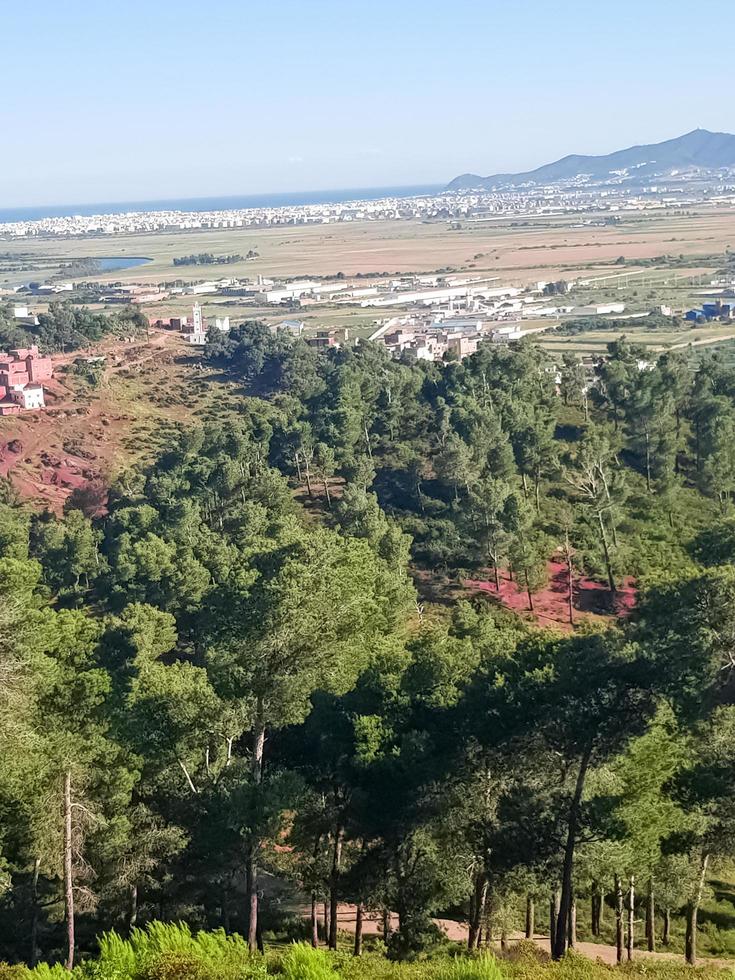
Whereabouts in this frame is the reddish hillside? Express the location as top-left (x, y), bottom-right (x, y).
top-left (0, 331), bottom-right (233, 514)
top-left (466, 558), bottom-right (636, 630)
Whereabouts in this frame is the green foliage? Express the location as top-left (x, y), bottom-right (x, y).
top-left (0, 301), bottom-right (146, 353)
top-left (434, 956), bottom-right (505, 980)
top-left (280, 944), bottom-right (338, 980)
top-left (5, 317), bottom-right (735, 969)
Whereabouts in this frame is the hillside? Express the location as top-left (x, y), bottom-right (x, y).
top-left (0, 331), bottom-right (240, 513)
top-left (447, 128), bottom-right (735, 190)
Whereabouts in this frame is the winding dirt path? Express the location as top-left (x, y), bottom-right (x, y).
top-left (318, 904), bottom-right (733, 968)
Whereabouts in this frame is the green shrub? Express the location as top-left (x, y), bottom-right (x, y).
top-left (28, 966), bottom-right (71, 980)
top-left (83, 924), bottom-right (264, 980)
top-left (280, 944), bottom-right (338, 980)
top-left (0, 965), bottom-right (31, 980)
top-left (434, 954), bottom-right (505, 980)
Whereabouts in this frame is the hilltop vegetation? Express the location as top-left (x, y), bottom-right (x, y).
top-left (3, 327), bottom-right (735, 975)
top-left (0, 302), bottom-right (147, 354)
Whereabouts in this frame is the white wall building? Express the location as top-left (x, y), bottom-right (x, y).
top-left (10, 384), bottom-right (45, 409)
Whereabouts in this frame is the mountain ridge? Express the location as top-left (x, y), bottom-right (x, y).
top-left (447, 129), bottom-right (735, 190)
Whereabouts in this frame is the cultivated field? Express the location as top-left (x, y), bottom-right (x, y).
top-left (3, 205), bottom-right (735, 288)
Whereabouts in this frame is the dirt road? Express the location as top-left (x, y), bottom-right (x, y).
top-left (319, 904), bottom-right (732, 968)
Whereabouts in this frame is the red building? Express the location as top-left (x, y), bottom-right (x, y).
top-left (0, 346), bottom-right (53, 415)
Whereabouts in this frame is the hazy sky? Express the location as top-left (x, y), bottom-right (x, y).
top-left (4, 0), bottom-right (735, 206)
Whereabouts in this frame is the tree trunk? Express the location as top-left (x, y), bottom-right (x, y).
top-left (534, 470), bottom-right (541, 514)
top-left (566, 540), bottom-right (574, 626)
top-left (550, 889), bottom-right (560, 956)
top-left (310, 893), bottom-right (319, 947)
top-left (382, 908), bottom-right (391, 942)
top-left (63, 770), bottom-right (75, 972)
top-left (553, 746), bottom-right (592, 959)
top-left (615, 874), bottom-right (624, 965)
top-left (626, 875), bottom-right (635, 961)
top-left (662, 908), bottom-right (671, 946)
top-left (568, 893), bottom-right (577, 949)
top-left (525, 894), bottom-right (534, 939)
top-left (476, 877), bottom-right (488, 949)
top-left (363, 421), bottom-right (373, 460)
top-left (591, 882), bottom-right (601, 936)
top-left (222, 884), bottom-right (231, 932)
top-left (646, 879), bottom-right (655, 953)
top-left (323, 478), bottom-right (331, 509)
top-left (483, 899), bottom-right (493, 947)
top-left (685, 902), bottom-right (697, 966)
top-left (29, 855), bottom-right (41, 967)
top-left (328, 826), bottom-right (344, 950)
top-left (304, 458), bottom-right (313, 497)
top-left (468, 873), bottom-right (487, 950)
top-left (127, 883), bottom-right (138, 935)
top-left (524, 569), bottom-right (534, 612)
top-left (685, 853), bottom-right (709, 966)
top-left (354, 904), bottom-right (364, 957)
top-left (247, 702), bottom-right (266, 954)
top-left (597, 511), bottom-right (617, 595)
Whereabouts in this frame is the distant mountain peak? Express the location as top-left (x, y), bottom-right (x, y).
top-left (446, 129), bottom-right (735, 191)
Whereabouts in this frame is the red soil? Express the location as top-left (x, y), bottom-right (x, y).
top-left (465, 558), bottom-right (636, 630)
top-left (0, 331), bottom-right (203, 514)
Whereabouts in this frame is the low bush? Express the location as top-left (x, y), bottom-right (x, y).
top-left (2, 928), bottom-right (733, 980)
top-left (280, 944), bottom-right (338, 980)
top-left (434, 953), bottom-right (505, 980)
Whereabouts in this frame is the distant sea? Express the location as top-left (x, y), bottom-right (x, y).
top-left (0, 185), bottom-right (444, 224)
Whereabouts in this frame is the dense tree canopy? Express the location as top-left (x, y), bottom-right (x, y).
top-left (3, 327), bottom-right (735, 970)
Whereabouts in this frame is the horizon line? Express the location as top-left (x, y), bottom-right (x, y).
top-left (1, 182), bottom-right (447, 218)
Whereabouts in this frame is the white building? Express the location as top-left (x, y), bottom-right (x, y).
top-left (272, 319), bottom-right (305, 337)
top-left (491, 325), bottom-right (523, 343)
top-left (571, 303), bottom-right (625, 316)
top-left (184, 303), bottom-right (208, 345)
top-left (10, 383), bottom-right (45, 409)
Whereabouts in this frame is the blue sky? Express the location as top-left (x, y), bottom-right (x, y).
top-left (3, 0), bottom-right (735, 206)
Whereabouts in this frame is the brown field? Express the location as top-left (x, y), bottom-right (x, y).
top-left (3, 205), bottom-right (735, 288)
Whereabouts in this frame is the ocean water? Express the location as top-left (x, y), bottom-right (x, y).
top-left (0, 185), bottom-right (444, 224)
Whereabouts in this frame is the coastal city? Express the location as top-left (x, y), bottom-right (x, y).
top-left (4, 174), bottom-right (735, 240)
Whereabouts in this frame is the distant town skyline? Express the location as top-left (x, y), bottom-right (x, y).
top-left (4, 0), bottom-right (735, 207)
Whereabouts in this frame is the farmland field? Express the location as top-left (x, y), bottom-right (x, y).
top-left (3, 204), bottom-right (735, 288)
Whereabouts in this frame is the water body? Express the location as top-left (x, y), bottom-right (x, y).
top-left (0, 185), bottom-right (444, 224)
top-left (95, 256), bottom-right (152, 271)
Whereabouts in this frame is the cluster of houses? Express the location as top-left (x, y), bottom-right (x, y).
top-left (0, 345), bottom-right (53, 416)
top-left (685, 300), bottom-right (735, 322)
top-left (150, 303), bottom-right (230, 345)
top-left (379, 316), bottom-right (525, 362)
